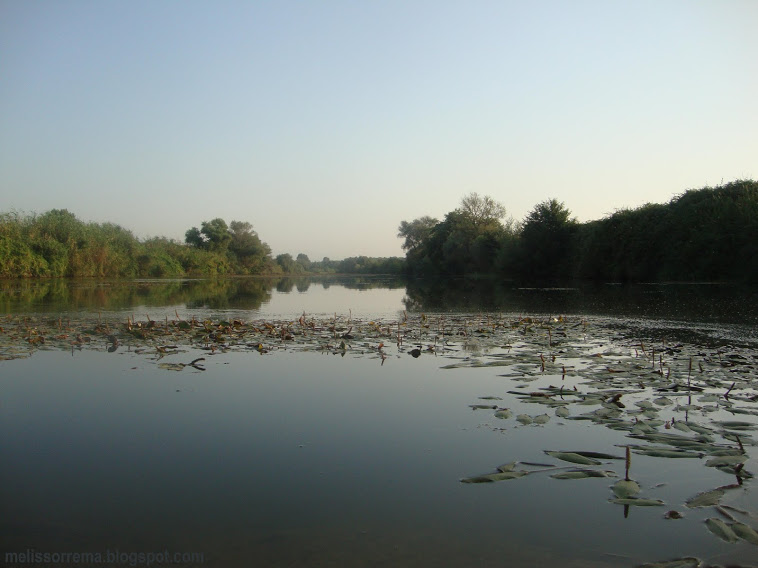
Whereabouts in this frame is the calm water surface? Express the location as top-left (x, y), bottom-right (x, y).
top-left (2, 277), bottom-right (757, 567)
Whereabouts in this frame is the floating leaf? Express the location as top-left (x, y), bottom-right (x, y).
top-left (533, 413), bottom-right (551, 424)
top-left (544, 451), bottom-right (601, 465)
top-left (685, 488), bottom-right (725, 508)
top-left (551, 469), bottom-right (616, 480)
top-left (716, 421), bottom-right (756, 431)
top-left (638, 558), bottom-right (700, 568)
top-left (494, 409), bottom-right (512, 419)
top-left (516, 414), bottom-right (533, 425)
top-left (610, 497), bottom-right (664, 506)
top-left (705, 518), bottom-right (738, 543)
top-left (732, 522), bottom-right (758, 545)
top-left (633, 448), bottom-right (702, 459)
top-left (705, 455), bottom-right (747, 467)
top-left (555, 406), bottom-right (570, 418)
top-left (612, 479), bottom-right (641, 498)
top-left (570, 451), bottom-right (624, 460)
top-left (460, 471), bottom-right (529, 483)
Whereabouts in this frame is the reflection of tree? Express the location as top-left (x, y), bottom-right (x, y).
top-left (185, 278), bottom-right (274, 310)
top-left (0, 278), bottom-right (274, 313)
top-left (276, 278), bottom-right (295, 293)
top-left (403, 278), bottom-right (758, 325)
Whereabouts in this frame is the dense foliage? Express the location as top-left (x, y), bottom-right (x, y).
top-left (399, 180), bottom-right (758, 283)
top-left (0, 210), bottom-right (404, 278)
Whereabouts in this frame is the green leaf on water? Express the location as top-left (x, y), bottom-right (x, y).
top-left (705, 454), bottom-right (747, 467)
top-left (494, 409), bottom-right (512, 419)
top-left (609, 497), bottom-right (664, 506)
top-left (516, 414), bottom-right (533, 425)
top-left (551, 469), bottom-right (616, 480)
top-left (460, 471), bottom-right (529, 483)
top-left (732, 522), bottom-right (758, 545)
top-left (533, 413), bottom-right (550, 424)
top-left (685, 488), bottom-right (725, 508)
top-left (633, 448), bottom-right (702, 459)
top-left (716, 421), bottom-right (757, 431)
top-left (612, 479), bottom-right (641, 498)
top-left (555, 406), bottom-right (570, 418)
top-left (544, 451), bottom-right (602, 465)
top-left (705, 518), bottom-right (738, 543)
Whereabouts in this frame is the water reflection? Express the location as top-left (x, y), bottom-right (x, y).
top-left (0, 276), bottom-right (405, 315)
top-left (403, 278), bottom-right (758, 325)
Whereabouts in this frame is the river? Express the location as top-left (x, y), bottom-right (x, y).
top-left (1, 277), bottom-right (757, 567)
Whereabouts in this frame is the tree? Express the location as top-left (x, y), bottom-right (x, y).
top-left (397, 216), bottom-right (438, 252)
top-left (517, 199), bottom-right (576, 281)
top-left (276, 253), bottom-right (297, 273)
top-left (458, 193), bottom-right (507, 229)
top-left (398, 195), bottom-right (513, 275)
top-left (229, 220), bottom-right (270, 270)
top-left (184, 218), bottom-right (231, 252)
top-left (296, 253), bottom-right (311, 271)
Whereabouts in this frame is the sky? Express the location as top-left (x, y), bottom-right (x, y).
top-left (1, 0), bottom-right (756, 260)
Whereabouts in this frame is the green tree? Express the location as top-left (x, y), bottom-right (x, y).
top-left (296, 253), bottom-right (312, 271)
top-left (459, 192), bottom-right (507, 229)
top-left (276, 253), bottom-right (297, 273)
top-left (399, 194), bottom-right (511, 275)
top-left (229, 221), bottom-right (270, 272)
top-left (516, 199), bottom-right (576, 281)
top-left (397, 216), bottom-right (438, 252)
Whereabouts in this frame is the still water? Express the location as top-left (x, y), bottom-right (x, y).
top-left (2, 277), bottom-right (757, 567)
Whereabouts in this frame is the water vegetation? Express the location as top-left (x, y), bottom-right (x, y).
top-left (399, 180), bottom-right (758, 283)
top-left (2, 305), bottom-right (757, 566)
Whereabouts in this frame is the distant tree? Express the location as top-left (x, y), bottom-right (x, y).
top-left (397, 216), bottom-right (438, 252)
top-left (296, 253), bottom-right (311, 271)
top-left (458, 192), bottom-right (507, 229)
top-left (200, 218), bottom-right (231, 252)
top-left (184, 227), bottom-right (205, 248)
top-left (229, 220), bottom-right (270, 271)
top-left (276, 253), bottom-right (297, 273)
top-left (517, 199), bottom-right (576, 281)
top-left (399, 194), bottom-right (513, 275)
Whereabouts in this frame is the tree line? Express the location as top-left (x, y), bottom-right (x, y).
top-left (3, 180), bottom-right (755, 281)
top-left (398, 180), bottom-right (758, 283)
top-left (0, 210), bottom-right (404, 278)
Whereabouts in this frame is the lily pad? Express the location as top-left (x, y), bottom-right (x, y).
top-left (705, 517), bottom-right (738, 543)
top-left (638, 559), bottom-right (700, 568)
top-left (612, 479), bottom-right (641, 498)
top-left (551, 469), bottom-right (616, 480)
top-left (732, 522), bottom-right (758, 545)
top-left (704, 454), bottom-right (747, 467)
top-left (544, 451), bottom-right (601, 466)
top-left (460, 471), bottom-right (529, 483)
top-left (685, 488), bottom-right (725, 508)
top-left (609, 497), bottom-right (665, 506)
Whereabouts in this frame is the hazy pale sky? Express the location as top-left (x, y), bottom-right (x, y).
top-left (1, 0), bottom-right (756, 259)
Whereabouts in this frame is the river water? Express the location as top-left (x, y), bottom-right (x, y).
top-left (1, 277), bottom-right (757, 567)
